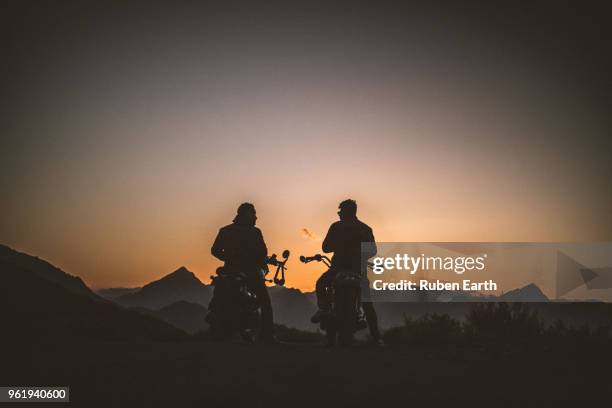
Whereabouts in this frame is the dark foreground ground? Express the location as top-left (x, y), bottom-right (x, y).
top-left (2, 339), bottom-right (610, 407)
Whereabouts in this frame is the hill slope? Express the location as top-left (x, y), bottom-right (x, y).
top-left (0, 244), bottom-right (99, 300)
top-left (151, 301), bottom-right (208, 334)
top-left (97, 287), bottom-right (140, 300)
top-left (0, 259), bottom-right (186, 342)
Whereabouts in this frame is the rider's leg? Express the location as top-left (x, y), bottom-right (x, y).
top-left (312, 270), bottom-right (334, 323)
top-left (361, 301), bottom-right (381, 341)
top-left (360, 278), bottom-right (383, 343)
top-left (247, 275), bottom-right (275, 339)
top-left (315, 270), bottom-right (334, 309)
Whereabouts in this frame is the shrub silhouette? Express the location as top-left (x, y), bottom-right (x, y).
top-left (544, 319), bottom-right (610, 346)
top-left (383, 303), bottom-right (610, 347)
top-left (384, 313), bottom-right (462, 345)
top-left (464, 302), bottom-right (542, 342)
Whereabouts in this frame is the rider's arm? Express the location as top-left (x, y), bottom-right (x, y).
top-left (255, 228), bottom-right (268, 266)
top-left (322, 223), bottom-right (338, 253)
top-left (211, 229), bottom-right (226, 261)
top-left (363, 226), bottom-right (377, 259)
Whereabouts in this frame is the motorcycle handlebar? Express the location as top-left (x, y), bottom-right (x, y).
top-left (299, 254), bottom-right (330, 263)
top-left (300, 254), bottom-right (375, 269)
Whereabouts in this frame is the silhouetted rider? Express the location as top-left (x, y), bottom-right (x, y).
top-left (312, 199), bottom-right (382, 344)
top-left (211, 203), bottom-right (276, 342)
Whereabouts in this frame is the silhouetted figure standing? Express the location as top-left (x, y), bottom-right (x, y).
top-left (313, 199), bottom-right (382, 344)
top-left (211, 203), bottom-right (276, 342)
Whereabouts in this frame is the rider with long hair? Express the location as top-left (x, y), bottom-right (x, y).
top-left (211, 203), bottom-right (276, 342)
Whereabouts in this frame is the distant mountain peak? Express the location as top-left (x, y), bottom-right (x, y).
top-left (115, 265), bottom-right (210, 309)
top-left (501, 283), bottom-right (548, 301)
top-left (155, 266), bottom-right (199, 283)
top-left (172, 266), bottom-right (191, 275)
top-left (521, 283), bottom-right (548, 298)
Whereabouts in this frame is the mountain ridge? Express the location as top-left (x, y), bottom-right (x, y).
top-left (1, 259), bottom-right (186, 342)
top-left (115, 266), bottom-right (213, 309)
top-left (501, 283), bottom-right (549, 301)
top-left (4, 244), bottom-right (608, 335)
top-left (0, 244), bottom-right (99, 300)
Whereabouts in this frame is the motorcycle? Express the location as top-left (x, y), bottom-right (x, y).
top-left (300, 254), bottom-right (366, 346)
top-left (206, 249), bottom-right (290, 341)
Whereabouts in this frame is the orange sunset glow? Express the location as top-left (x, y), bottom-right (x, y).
top-left (3, 3), bottom-right (611, 292)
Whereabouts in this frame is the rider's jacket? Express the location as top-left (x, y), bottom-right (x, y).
top-left (322, 217), bottom-right (377, 275)
top-left (211, 219), bottom-right (268, 276)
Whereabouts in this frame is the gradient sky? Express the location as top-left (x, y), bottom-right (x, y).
top-left (3, 1), bottom-right (611, 291)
